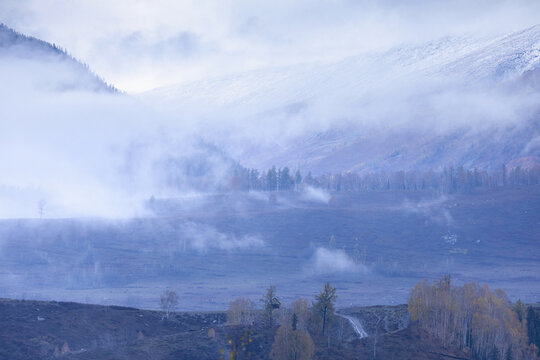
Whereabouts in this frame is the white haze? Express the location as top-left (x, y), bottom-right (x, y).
top-left (180, 222), bottom-right (264, 252)
top-left (309, 247), bottom-right (369, 274)
top-left (301, 187), bottom-right (331, 205)
top-left (0, 57), bottom-right (209, 218)
top-left (1, 0), bottom-right (540, 92)
top-left (397, 196), bottom-right (454, 226)
top-left (0, 2), bottom-right (539, 218)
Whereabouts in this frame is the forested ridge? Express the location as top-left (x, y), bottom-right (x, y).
top-left (227, 165), bottom-right (540, 193)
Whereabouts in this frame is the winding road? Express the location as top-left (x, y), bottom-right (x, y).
top-left (337, 313), bottom-right (368, 338)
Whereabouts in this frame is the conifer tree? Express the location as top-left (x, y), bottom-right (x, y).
top-left (313, 282), bottom-right (337, 335)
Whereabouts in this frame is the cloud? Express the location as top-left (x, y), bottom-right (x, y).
top-left (118, 31), bottom-right (199, 58)
top-left (0, 54), bottom-right (235, 218)
top-left (0, 9), bottom-right (538, 218)
top-left (397, 196), bottom-right (454, 226)
top-left (1, 0), bottom-right (539, 92)
top-left (0, 84), bottom-right (151, 217)
top-left (309, 247), bottom-right (368, 274)
top-left (180, 222), bottom-right (264, 252)
top-left (301, 187), bottom-right (331, 204)
top-left (521, 135), bottom-right (540, 156)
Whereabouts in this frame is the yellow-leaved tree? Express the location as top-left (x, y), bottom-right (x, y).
top-left (408, 276), bottom-right (532, 359)
top-left (270, 324), bottom-right (314, 360)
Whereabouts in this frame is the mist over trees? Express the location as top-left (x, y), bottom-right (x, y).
top-left (228, 165), bottom-right (540, 193)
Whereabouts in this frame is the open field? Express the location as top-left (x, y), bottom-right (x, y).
top-left (0, 186), bottom-right (538, 310)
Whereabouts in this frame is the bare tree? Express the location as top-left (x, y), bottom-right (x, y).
top-left (329, 235), bottom-right (336, 249)
top-left (227, 297), bottom-right (255, 325)
top-left (372, 312), bottom-right (386, 360)
top-left (336, 316), bottom-right (347, 345)
top-left (38, 199), bottom-right (46, 218)
top-left (160, 289), bottom-right (179, 319)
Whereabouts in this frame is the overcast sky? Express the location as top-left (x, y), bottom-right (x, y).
top-left (1, 0), bottom-right (539, 93)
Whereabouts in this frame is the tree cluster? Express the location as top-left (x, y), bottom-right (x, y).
top-left (227, 297), bottom-right (256, 326)
top-left (270, 324), bottom-right (314, 360)
top-left (269, 283), bottom-right (338, 360)
top-left (229, 165), bottom-right (540, 193)
top-left (230, 166), bottom-right (301, 192)
top-left (408, 276), bottom-right (538, 360)
top-left (223, 283), bottom-right (339, 360)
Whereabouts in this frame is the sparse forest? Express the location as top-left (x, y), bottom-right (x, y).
top-left (2, 281), bottom-right (539, 359)
top-left (170, 280), bottom-right (540, 359)
top-left (409, 276), bottom-right (539, 360)
top-left (222, 284), bottom-right (338, 360)
top-left (228, 165), bottom-right (540, 193)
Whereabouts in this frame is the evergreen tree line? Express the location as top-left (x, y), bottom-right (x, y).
top-left (230, 164), bottom-right (540, 193)
top-left (408, 276), bottom-right (539, 360)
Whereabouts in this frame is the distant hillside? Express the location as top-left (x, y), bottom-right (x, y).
top-left (141, 25), bottom-right (540, 174)
top-left (0, 23), bottom-right (117, 93)
top-left (255, 116), bottom-right (540, 174)
top-left (143, 25), bottom-right (540, 110)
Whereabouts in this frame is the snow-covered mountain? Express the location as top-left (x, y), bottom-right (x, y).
top-left (141, 25), bottom-right (540, 173)
top-left (0, 23), bottom-right (116, 93)
top-left (144, 25), bottom-right (540, 110)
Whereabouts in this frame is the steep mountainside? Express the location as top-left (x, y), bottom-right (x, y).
top-left (141, 25), bottom-right (540, 174)
top-left (0, 23), bottom-right (116, 93)
top-left (143, 25), bottom-right (540, 111)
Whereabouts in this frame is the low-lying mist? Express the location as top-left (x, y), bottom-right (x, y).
top-left (1, 187), bottom-right (538, 309)
top-left (1, 25), bottom-right (539, 219)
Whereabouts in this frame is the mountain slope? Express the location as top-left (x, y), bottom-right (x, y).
top-left (141, 25), bottom-right (540, 173)
top-left (0, 23), bottom-right (116, 93)
top-left (143, 25), bottom-right (540, 111)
